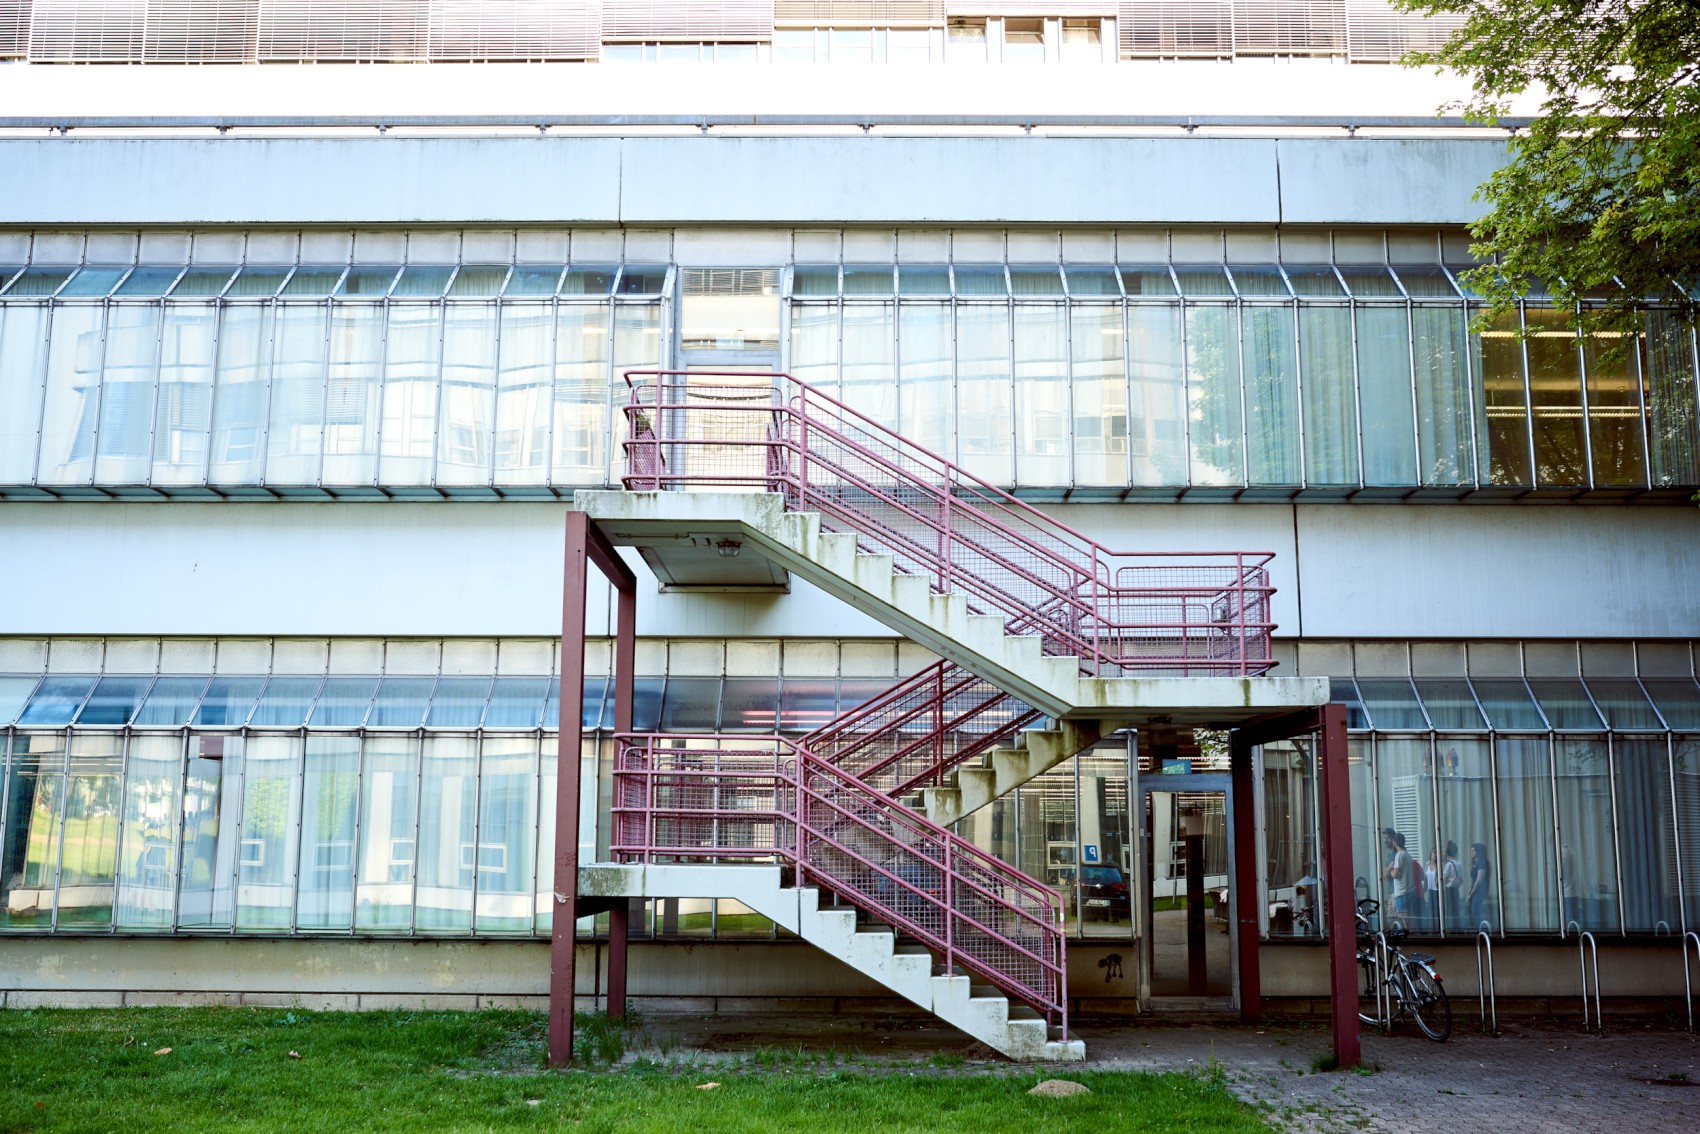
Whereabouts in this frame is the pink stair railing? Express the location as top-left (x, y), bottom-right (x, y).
top-left (622, 371), bottom-right (1276, 678)
top-left (611, 733), bottom-right (1068, 1032)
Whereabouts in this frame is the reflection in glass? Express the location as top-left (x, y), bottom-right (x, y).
top-left (843, 303), bottom-right (897, 429)
top-left (55, 735), bottom-right (122, 928)
top-left (1411, 304), bottom-right (1473, 484)
top-left (1674, 737), bottom-right (1700, 925)
top-left (1581, 325), bottom-right (1649, 486)
top-left (379, 304), bottom-right (441, 485)
top-left (553, 303), bottom-right (609, 484)
top-left (235, 735), bottom-right (300, 930)
top-left (427, 678), bottom-right (494, 728)
top-left (1586, 679), bottom-right (1662, 730)
top-left (535, 738), bottom-right (557, 933)
top-left (1356, 679), bottom-right (1429, 730)
top-left (249, 676), bottom-right (321, 727)
top-left (1612, 737), bottom-right (1678, 931)
top-left (1527, 679), bottom-right (1604, 729)
top-left (37, 304), bottom-right (104, 484)
top-left (438, 305), bottom-right (498, 485)
top-left (1355, 306), bottom-right (1417, 485)
top-left (1372, 736), bottom-right (1432, 927)
top-left (76, 676), bottom-right (153, 725)
top-left (95, 304), bottom-right (161, 484)
top-left (416, 735), bottom-right (476, 931)
top-left (1077, 746), bottom-right (1134, 939)
top-left (115, 733), bottom-right (181, 929)
top-left (1471, 679), bottom-right (1547, 730)
top-left (208, 304), bottom-right (272, 484)
top-left (1643, 311), bottom-right (1700, 485)
top-left (476, 736), bottom-right (538, 933)
top-left (1243, 305), bottom-right (1300, 484)
top-left (1474, 310), bottom-right (1531, 485)
top-left (1644, 680), bottom-right (1700, 729)
top-left (309, 678), bottom-right (378, 727)
top-left (484, 677), bottom-right (549, 729)
top-left (1127, 305), bottom-right (1185, 484)
top-left (956, 305), bottom-right (1012, 482)
top-left (1413, 680), bottom-right (1485, 729)
top-left (1185, 305), bottom-right (1242, 485)
top-left (321, 304), bottom-right (384, 484)
top-left (788, 304), bottom-right (836, 393)
top-left (356, 735), bottom-right (418, 932)
top-left (1524, 308), bottom-right (1587, 485)
top-left (297, 736), bottom-right (359, 930)
top-left (1071, 305), bottom-right (1129, 486)
top-left (152, 304), bottom-right (218, 485)
top-left (1554, 737), bottom-right (1617, 931)
top-left (178, 734), bottom-right (242, 929)
top-left (0, 304), bottom-right (49, 483)
top-left (193, 677), bottom-right (264, 727)
top-left (1014, 305), bottom-right (1069, 485)
top-left (133, 677), bottom-right (209, 727)
top-left (1299, 304), bottom-right (1357, 485)
top-left (0, 735), bottom-right (66, 929)
top-left (266, 304), bottom-right (330, 484)
top-left (1433, 737), bottom-right (1494, 934)
top-left (899, 304), bottom-right (953, 459)
top-left (1261, 739), bottom-right (1318, 938)
top-left (368, 677), bottom-right (435, 728)
top-left (1495, 736), bottom-right (1558, 932)
top-left (18, 676), bottom-right (96, 726)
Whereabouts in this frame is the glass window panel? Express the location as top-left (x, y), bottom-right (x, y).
top-left (1261, 738), bottom-right (1317, 939)
top-left (789, 303), bottom-right (838, 394)
top-left (1470, 678), bottom-right (1547, 730)
top-left (1474, 309), bottom-right (1533, 485)
top-left (427, 677), bottom-right (494, 728)
top-left (1185, 305), bottom-right (1243, 485)
top-left (1357, 678), bottom-right (1429, 730)
top-left (115, 733), bottom-right (182, 929)
top-left (609, 303), bottom-right (662, 474)
top-left (1013, 304), bottom-right (1069, 485)
top-left (309, 677), bottom-right (379, 727)
top-left (1674, 736), bottom-right (1700, 926)
top-left (780, 677), bottom-right (838, 731)
top-left (437, 305), bottom-right (498, 485)
top-left (1008, 266), bottom-right (1063, 296)
top-left (952, 266), bottom-right (1006, 297)
top-left (1644, 679), bottom-right (1700, 729)
top-left (957, 304), bottom-right (1013, 482)
top-left (355, 735), bottom-right (418, 932)
top-left (1228, 266), bottom-right (1289, 297)
top-left (321, 304), bottom-right (384, 484)
top-left (833, 27), bottom-right (873, 62)
top-left (55, 735), bottom-right (122, 928)
top-left (391, 266), bottom-right (454, 298)
top-left (1120, 304), bottom-right (1184, 486)
top-left (1244, 305), bottom-right (1300, 484)
top-left (494, 303), bottom-right (554, 485)
top-left (1527, 678), bottom-right (1605, 729)
top-left (792, 267), bottom-right (838, 297)
top-left (36, 304), bottom-right (104, 484)
top-left (504, 266), bottom-right (563, 296)
top-left (369, 677), bottom-right (435, 728)
top-left (1078, 745), bottom-right (1134, 938)
top-left (177, 733), bottom-right (243, 930)
top-left (234, 734), bottom-right (301, 931)
top-left (297, 735), bottom-right (359, 930)
top-left (484, 677), bottom-right (549, 729)
top-left (60, 268), bottom-right (127, 298)
top-left (0, 304), bottom-right (50, 483)
top-left (1390, 265), bottom-right (1458, 298)
top-left (475, 736), bottom-right (538, 932)
top-left (0, 676), bottom-right (40, 726)
top-left (1330, 677), bottom-right (1369, 729)
top-left (1613, 737), bottom-right (1680, 932)
top-left (836, 678), bottom-right (893, 714)
top-left (1284, 266), bottom-right (1344, 297)
top-left (1338, 266), bottom-right (1402, 298)
top-left (281, 268), bottom-right (344, 297)
top-left (1119, 266), bottom-right (1175, 297)
top-left (888, 27), bottom-right (930, 60)
top-left (6, 268), bottom-right (73, 296)
top-left (535, 738), bottom-right (558, 932)
top-left (266, 304), bottom-right (329, 483)
top-left (562, 267), bottom-right (617, 296)
top-left (151, 304), bottom-right (218, 485)
top-left (249, 676), bottom-right (322, 727)
top-left (1372, 737), bottom-right (1433, 929)
top-left (720, 678), bottom-right (780, 732)
top-left (552, 302), bottom-right (610, 484)
top-left (169, 268), bottom-right (236, 297)
top-left (18, 675), bottom-right (96, 726)
top-left (1355, 306), bottom-right (1417, 485)
top-left (1554, 737), bottom-right (1617, 931)
top-left (630, 678), bottom-right (664, 731)
top-left (843, 266), bottom-right (894, 297)
top-left (75, 676), bottom-right (154, 725)
top-left (898, 303), bottom-right (954, 458)
top-left (1584, 678), bottom-right (1662, 730)
top-left (898, 266), bottom-right (950, 296)
top-left (1345, 736), bottom-right (1377, 922)
top-left (415, 734), bottom-right (477, 931)
top-left (207, 304), bottom-right (272, 484)
top-left (378, 304), bottom-right (441, 485)
top-left (1580, 325), bottom-right (1649, 487)
top-left (1175, 267), bottom-right (1232, 297)
top-left (1298, 304), bottom-right (1358, 485)
top-left (133, 676), bottom-right (209, 727)
top-left (681, 268), bottom-right (781, 352)
top-left (113, 267), bottom-right (181, 298)
top-left (1071, 305), bottom-right (1129, 487)
top-left (843, 303), bottom-right (897, 428)
top-left (660, 677), bottom-right (721, 732)
top-left (0, 265), bottom-right (20, 291)
top-left (191, 676), bottom-right (264, 727)
top-left (616, 266), bottom-right (668, 296)
top-left (575, 676), bottom-right (605, 730)
top-left (1414, 679), bottom-right (1485, 729)
top-left (1524, 308), bottom-right (1588, 486)
top-left (447, 267), bottom-right (508, 297)
top-left (1065, 267), bottom-right (1121, 297)
top-left (1431, 738), bottom-right (1493, 934)
top-left (94, 304), bottom-right (162, 483)
top-left (1643, 312), bottom-right (1699, 485)
top-left (0, 735), bottom-right (65, 928)
top-left (1019, 768), bottom-right (1077, 929)
top-left (224, 268), bottom-right (290, 298)
top-left (1411, 304), bottom-right (1473, 484)
top-left (948, 17), bottom-right (987, 57)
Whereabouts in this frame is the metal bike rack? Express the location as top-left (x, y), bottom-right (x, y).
top-left (1683, 931), bottom-right (1699, 1033)
top-left (1569, 922), bottom-right (1601, 1033)
top-left (1475, 924), bottom-right (1497, 1035)
top-left (1376, 934), bottom-right (1393, 1032)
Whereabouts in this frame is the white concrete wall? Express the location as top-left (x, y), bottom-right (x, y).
top-left (3, 501), bottom-right (1696, 642)
top-left (0, 135), bottom-right (1509, 227)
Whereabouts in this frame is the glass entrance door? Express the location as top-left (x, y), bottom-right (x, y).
top-left (1144, 776), bottom-right (1233, 1001)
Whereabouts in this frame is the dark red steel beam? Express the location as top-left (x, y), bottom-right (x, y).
top-left (1230, 735), bottom-right (1262, 1025)
top-left (549, 510), bottom-right (592, 1067)
top-left (1317, 702), bottom-right (1362, 1068)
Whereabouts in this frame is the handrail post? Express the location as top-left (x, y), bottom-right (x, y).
top-left (944, 836), bottom-right (955, 977)
top-left (1475, 925), bottom-right (1497, 1035)
top-left (1683, 931), bottom-right (1699, 1033)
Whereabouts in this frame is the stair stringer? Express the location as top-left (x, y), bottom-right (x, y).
top-left (579, 862), bottom-right (1084, 1062)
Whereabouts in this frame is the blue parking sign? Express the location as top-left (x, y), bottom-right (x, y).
top-left (1082, 845), bottom-right (1099, 863)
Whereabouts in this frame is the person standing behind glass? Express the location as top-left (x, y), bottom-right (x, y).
top-left (1383, 828), bottom-right (1413, 925)
top-left (1466, 842), bottom-right (1491, 930)
top-left (1442, 840), bottom-right (1462, 929)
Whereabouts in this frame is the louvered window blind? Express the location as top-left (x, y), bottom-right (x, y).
top-left (426, 0), bottom-right (599, 58)
top-left (256, 0), bottom-right (429, 60)
top-left (602, 0), bottom-right (773, 41)
top-left (773, 0), bottom-right (940, 22)
top-left (1117, 0), bottom-right (1230, 57)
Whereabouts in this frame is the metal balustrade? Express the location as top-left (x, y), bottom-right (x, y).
top-left (610, 733), bottom-right (1068, 1029)
top-left (622, 370), bottom-right (1277, 678)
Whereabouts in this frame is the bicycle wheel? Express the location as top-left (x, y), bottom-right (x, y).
top-left (1357, 954), bottom-right (1385, 1028)
top-left (1406, 964), bottom-right (1453, 1042)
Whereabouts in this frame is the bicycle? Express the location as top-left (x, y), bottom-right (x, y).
top-left (1355, 898), bottom-right (1452, 1041)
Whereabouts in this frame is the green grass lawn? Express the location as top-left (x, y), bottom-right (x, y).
top-left (0, 1008), bottom-right (1269, 1134)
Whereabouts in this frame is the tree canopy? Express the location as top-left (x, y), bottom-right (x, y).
top-left (1396, 0), bottom-right (1700, 340)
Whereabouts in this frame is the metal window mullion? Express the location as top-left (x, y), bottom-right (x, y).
top-left (429, 300), bottom-right (448, 492)
top-left (408, 734), bottom-right (424, 936)
top-left (1426, 732), bottom-right (1444, 933)
top-left (346, 732), bottom-right (365, 937)
top-left (601, 299), bottom-right (617, 489)
top-left (1063, 300), bottom-right (1076, 491)
top-left (167, 730), bottom-right (190, 931)
top-left (485, 302), bottom-right (502, 490)
top-left (1518, 301), bottom-right (1537, 487)
top-left (1461, 300), bottom-right (1482, 489)
top-left (101, 730), bottom-right (131, 934)
top-left (252, 302), bottom-right (279, 487)
top-left (531, 731), bottom-right (546, 939)
top-left (1666, 732), bottom-right (1687, 932)
top-left (288, 735), bottom-right (307, 934)
top-left (1546, 731), bottom-right (1568, 935)
top-left (1236, 299), bottom-right (1249, 486)
top-left (83, 302), bottom-right (113, 488)
top-left (314, 300), bottom-right (333, 490)
top-left (26, 301), bottom-right (51, 487)
top-left (195, 302), bottom-right (225, 488)
top-left (1487, 733), bottom-right (1505, 937)
top-left (469, 732), bottom-right (485, 936)
top-left (137, 300), bottom-right (166, 488)
top-left (367, 297), bottom-right (392, 490)
top-left (542, 295), bottom-right (560, 493)
top-left (1290, 298), bottom-right (1308, 488)
top-left (1344, 298), bottom-right (1365, 488)
top-left (48, 736), bottom-right (70, 931)
top-left (1574, 311), bottom-right (1595, 490)
top-left (1404, 298), bottom-right (1422, 485)
top-left (1631, 310), bottom-right (1653, 486)
top-left (1176, 299), bottom-right (1191, 489)
top-left (1604, 734), bottom-right (1625, 935)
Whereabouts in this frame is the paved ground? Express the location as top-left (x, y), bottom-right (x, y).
top-left (632, 1012), bottom-right (1700, 1133)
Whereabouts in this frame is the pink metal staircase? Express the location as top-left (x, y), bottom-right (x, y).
top-left (610, 370), bottom-right (1280, 1045)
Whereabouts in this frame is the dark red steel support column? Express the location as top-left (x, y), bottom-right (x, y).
top-left (1317, 702), bottom-right (1361, 1068)
top-left (605, 567), bottom-right (637, 1021)
top-left (606, 901), bottom-right (629, 1019)
top-left (550, 511), bottom-right (591, 1068)
top-left (1230, 736), bottom-right (1262, 1024)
